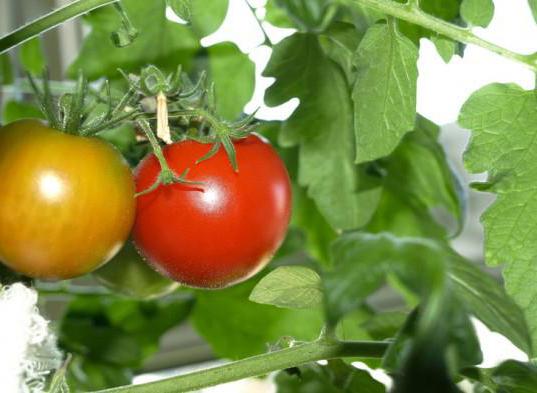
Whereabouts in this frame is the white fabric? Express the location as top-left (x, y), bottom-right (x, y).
top-left (0, 283), bottom-right (63, 393)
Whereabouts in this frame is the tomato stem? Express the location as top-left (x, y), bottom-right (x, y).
top-left (135, 119), bottom-right (202, 197)
top-left (351, 0), bottom-right (537, 71)
top-left (89, 338), bottom-right (388, 393)
top-left (0, 0), bottom-right (119, 54)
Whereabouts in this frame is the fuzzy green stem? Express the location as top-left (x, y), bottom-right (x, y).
top-left (81, 110), bottom-right (140, 136)
top-left (168, 108), bottom-right (229, 135)
top-left (135, 118), bottom-right (202, 197)
top-left (91, 339), bottom-right (388, 393)
top-left (350, 0), bottom-right (537, 71)
top-left (0, 0), bottom-right (118, 54)
top-left (136, 119), bottom-right (173, 176)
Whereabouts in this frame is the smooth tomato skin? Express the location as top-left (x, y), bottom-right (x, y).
top-left (0, 120), bottom-right (136, 279)
top-left (133, 134), bottom-right (292, 289)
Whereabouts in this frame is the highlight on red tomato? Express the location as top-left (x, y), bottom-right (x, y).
top-left (93, 239), bottom-right (179, 299)
top-left (0, 119), bottom-right (136, 279)
top-left (133, 134), bottom-right (292, 289)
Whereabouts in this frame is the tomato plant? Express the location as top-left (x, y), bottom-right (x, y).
top-left (0, 119), bottom-right (135, 279)
top-left (1, 0), bottom-right (537, 392)
top-left (134, 135), bottom-right (292, 288)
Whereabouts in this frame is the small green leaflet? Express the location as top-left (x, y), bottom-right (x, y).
top-left (431, 35), bottom-right (458, 63)
top-left (461, 0), bottom-right (495, 28)
top-left (249, 266), bottom-right (323, 309)
top-left (264, 33), bottom-right (382, 231)
top-left (459, 83), bottom-right (537, 353)
top-left (353, 21), bottom-right (418, 164)
top-left (19, 37), bottom-right (45, 75)
top-left (528, 0), bottom-right (537, 24)
top-left (208, 43), bottom-right (255, 119)
top-left (166, 0), bottom-right (192, 22)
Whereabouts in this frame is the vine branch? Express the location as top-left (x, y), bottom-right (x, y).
top-left (0, 0), bottom-right (119, 54)
top-left (91, 338), bottom-right (389, 393)
top-left (351, 0), bottom-right (537, 71)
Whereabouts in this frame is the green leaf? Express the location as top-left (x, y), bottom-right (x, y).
top-left (461, 0), bottom-right (495, 27)
top-left (352, 21), bottom-right (418, 164)
top-left (167, 0), bottom-right (192, 23)
top-left (324, 232), bottom-right (446, 324)
top-left (360, 311), bottom-right (408, 340)
top-left (19, 37), bottom-right (45, 75)
top-left (67, 355), bottom-right (132, 391)
top-left (530, 0), bottom-right (537, 24)
top-left (271, 0), bottom-right (338, 31)
top-left (192, 279), bottom-right (324, 359)
top-left (447, 250), bottom-right (532, 355)
top-left (190, 0), bottom-right (229, 37)
top-left (97, 124), bottom-right (137, 155)
top-left (249, 266), bottom-right (323, 309)
top-left (208, 42), bottom-right (255, 119)
top-left (265, 0), bottom-right (296, 28)
top-left (291, 186), bottom-right (337, 266)
top-left (69, 0), bottom-right (199, 80)
top-left (60, 294), bottom-right (192, 389)
top-left (319, 22), bottom-right (364, 83)
top-left (459, 83), bottom-right (537, 353)
top-left (467, 361), bottom-right (537, 393)
top-left (431, 35), bottom-right (458, 63)
top-left (347, 0), bottom-right (464, 60)
top-left (368, 117), bottom-right (465, 238)
top-left (490, 360), bottom-right (537, 392)
top-left (336, 308), bottom-right (375, 342)
top-left (264, 33), bottom-right (382, 231)
top-left (2, 100), bottom-right (44, 123)
top-left (275, 360), bottom-right (385, 393)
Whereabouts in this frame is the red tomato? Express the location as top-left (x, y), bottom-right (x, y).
top-left (133, 134), bottom-right (292, 288)
top-left (0, 120), bottom-right (135, 279)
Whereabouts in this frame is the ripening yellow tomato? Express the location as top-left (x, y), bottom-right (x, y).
top-left (0, 119), bottom-right (135, 279)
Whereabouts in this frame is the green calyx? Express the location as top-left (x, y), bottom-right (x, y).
top-left (28, 69), bottom-right (139, 135)
top-left (169, 107), bottom-right (258, 172)
top-left (127, 65), bottom-right (258, 175)
top-left (135, 118), bottom-right (203, 198)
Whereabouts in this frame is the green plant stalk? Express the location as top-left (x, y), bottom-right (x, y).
top-left (92, 338), bottom-right (389, 393)
top-left (136, 118), bottom-right (172, 176)
top-left (0, 0), bottom-right (118, 54)
top-left (350, 0), bottom-right (537, 71)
